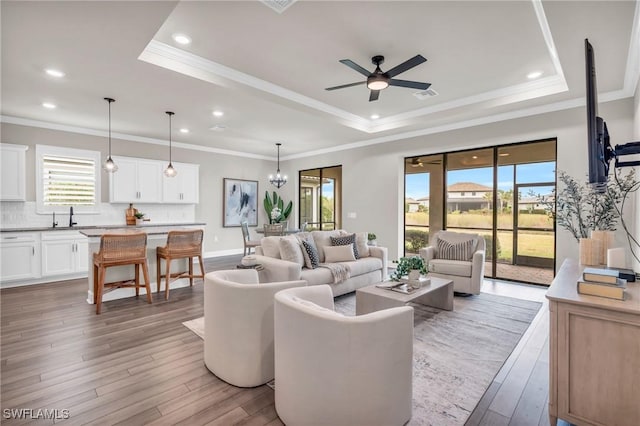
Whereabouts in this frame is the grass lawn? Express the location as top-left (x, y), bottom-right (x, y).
top-left (406, 212), bottom-right (553, 229)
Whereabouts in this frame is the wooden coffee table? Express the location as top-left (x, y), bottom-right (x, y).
top-left (355, 276), bottom-right (454, 315)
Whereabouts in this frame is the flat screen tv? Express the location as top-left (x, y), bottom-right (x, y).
top-left (585, 38), bottom-right (611, 191)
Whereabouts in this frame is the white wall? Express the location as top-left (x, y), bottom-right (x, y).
top-left (0, 123), bottom-right (278, 256)
top-left (283, 98), bottom-right (635, 270)
top-left (633, 80), bottom-right (640, 271)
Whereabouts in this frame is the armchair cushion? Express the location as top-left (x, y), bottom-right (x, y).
top-left (436, 238), bottom-right (475, 261)
top-left (428, 258), bottom-right (472, 277)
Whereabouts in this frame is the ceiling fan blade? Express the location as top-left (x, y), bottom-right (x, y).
top-left (389, 79), bottom-right (431, 90)
top-left (386, 55), bottom-right (427, 78)
top-left (369, 90), bottom-right (380, 102)
top-left (339, 59), bottom-right (372, 77)
top-left (325, 81), bottom-right (366, 91)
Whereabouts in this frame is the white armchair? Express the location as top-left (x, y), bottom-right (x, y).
top-left (274, 285), bottom-right (413, 426)
top-left (419, 230), bottom-right (485, 295)
top-left (204, 269), bottom-right (305, 387)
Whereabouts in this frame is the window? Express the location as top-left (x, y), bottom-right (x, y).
top-left (36, 145), bottom-right (101, 214)
top-left (472, 192), bottom-right (476, 196)
top-left (461, 192), bottom-right (465, 196)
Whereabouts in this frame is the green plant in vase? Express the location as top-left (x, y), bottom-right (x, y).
top-left (390, 256), bottom-right (428, 281)
top-left (264, 191), bottom-right (292, 224)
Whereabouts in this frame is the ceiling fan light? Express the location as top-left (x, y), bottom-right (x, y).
top-left (367, 77), bottom-right (389, 91)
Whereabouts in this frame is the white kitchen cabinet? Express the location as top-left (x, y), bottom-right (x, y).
top-left (0, 144), bottom-right (28, 201)
top-left (109, 156), bottom-right (163, 203)
top-left (0, 233), bottom-right (39, 282)
top-left (162, 162), bottom-right (199, 203)
top-left (41, 231), bottom-right (88, 276)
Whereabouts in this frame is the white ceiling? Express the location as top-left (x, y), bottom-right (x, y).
top-left (1, 1), bottom-right (639, 160)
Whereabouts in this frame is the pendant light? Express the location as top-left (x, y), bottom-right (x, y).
top-left (269, 143), bottom-right (287, 188)
top-left (164, 111), bottom-right (177, 177)
top-left (102, 97), bottom-right (118, 172)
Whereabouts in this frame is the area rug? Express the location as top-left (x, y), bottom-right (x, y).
top-left (183, 292), bottom-right (541, 426)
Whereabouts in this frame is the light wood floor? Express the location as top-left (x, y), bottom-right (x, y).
top-left (1, 255), bottom-right (561, 425)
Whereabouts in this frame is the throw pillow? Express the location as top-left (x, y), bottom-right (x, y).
top-left (311, 230), bottom-right (345, 263)
top-left (260, 236), bottom-right (282, 259)
top-left (437, 238), bottom-right (474, 261)
top-left (330, 233), bottom-right (359, 259)
top-left (279, 237), bottom-right (304, 266)
top-left (355, 232), bottom-right (370, 258)
top-left (300, 238), bottom-right (320, 269)
top-left (323, 244), bottom-right (356, 263)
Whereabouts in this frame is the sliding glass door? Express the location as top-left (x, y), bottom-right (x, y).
top-left (299, 166), bottom-right (342, 231)
top-left (404, 139), bottom-right (556, 285)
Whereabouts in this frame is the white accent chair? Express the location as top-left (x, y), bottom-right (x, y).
top-left (274, 285), bottom-right (413, 426)
top-left (419, 230), bottom-right (486, 295)
top-left (204, 269), bottom-right (305, 387)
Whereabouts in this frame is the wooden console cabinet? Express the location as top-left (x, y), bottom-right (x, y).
top-left (546, 259), bottom-right (640, 426)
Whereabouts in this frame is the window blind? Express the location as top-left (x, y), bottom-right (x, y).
top-left (42, 155), bottom-right (96, 206)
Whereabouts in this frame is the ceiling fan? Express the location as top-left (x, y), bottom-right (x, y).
top-left (325, 54), bottom-right (431, 102)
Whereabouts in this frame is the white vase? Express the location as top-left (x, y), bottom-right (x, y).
top-left (408, 269), bottom-right (421, 281)
top-left (368, 239), bottom-right (377, 246)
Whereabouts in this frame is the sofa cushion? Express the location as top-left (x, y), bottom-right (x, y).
top-left (301, 267), bottom-right (334, 286)
top-left (279, 238), bottom-right (304, 266)
top-left (312, 230), bottom-right (346, 263)
top-left (260, 236), bottom-right (282, 259)
top-left (324, 245), bottom-right (356, 263)
top-left (330, 233), bottom-right (359, 259)
top-left (340, 257), bottom-right (383, 276)
top-left (428, 259), bottom-right (472, 277)
top-left (355, 232), bottom-right (370, 258)
top-left (300, 237), bottom-right (320, 269)
top-left (436, 238), bottom-right (474, 261)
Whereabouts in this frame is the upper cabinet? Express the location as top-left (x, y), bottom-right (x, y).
top-left (109, 156), bottom-right (163, 203)
top-left (162, 162), bottom-right (199, 204)
top-left (0, 144), bottom-right (28, 201)
top-left (109, 156), bottom-right (198, 204)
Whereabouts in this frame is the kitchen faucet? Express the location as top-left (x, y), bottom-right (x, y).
top-left (69, 206), bottom-right (77, 227)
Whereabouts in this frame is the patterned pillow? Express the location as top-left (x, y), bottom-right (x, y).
top-left (300, 238), bottom-right (320, 269)
top-left (330, 233), bottom-right (359, 259)
top-left (437, 238), bottom-right (474, 261)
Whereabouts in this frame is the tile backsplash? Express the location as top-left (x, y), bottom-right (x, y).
top-left (0, 202), bottom-right (196, 229)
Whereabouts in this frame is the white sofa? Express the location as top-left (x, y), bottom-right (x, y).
top-left (419, 230), bottom-right (486, 295)
top-left (274, 285), bottom-right (414, 426)
top-left (203, 269), bottom-right (306, 387)
top-left (253, 230), bottom-right (388, 297)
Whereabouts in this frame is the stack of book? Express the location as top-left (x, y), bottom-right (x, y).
top-left (577, 267), bottom-right (627, 300)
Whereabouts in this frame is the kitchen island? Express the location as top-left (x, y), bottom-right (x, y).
top-left (80, 223), bottom-right (205, 304)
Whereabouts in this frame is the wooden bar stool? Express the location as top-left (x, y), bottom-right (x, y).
top-left (93, 232), bottom-right (151, 315)
top-left (156, 229), bottom-right (205, 300)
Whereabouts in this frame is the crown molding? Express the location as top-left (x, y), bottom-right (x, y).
top-left (0, 115), bottom-right (274, 161)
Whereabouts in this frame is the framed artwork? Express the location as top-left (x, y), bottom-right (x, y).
top-left (223, 178), bottom-right (259, 227)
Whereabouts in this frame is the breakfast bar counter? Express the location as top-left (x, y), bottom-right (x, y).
top-left (80, 223), bottom-right (205, 304)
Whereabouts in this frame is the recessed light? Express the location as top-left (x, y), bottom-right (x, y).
top-left (472, 155), bottom-right (478, 159)
top-left (45, 68), bottom-right (65, 78)
top-left (499, 152), bottom-right (510, 157)
top-left (172, 33), bottom-right (191, 45)
top-left (42, 102), bottom-right (57, 109)
top-left (527, 71), bottom-right (543, 79)
top-left (179, 128), bottom-right (189, 134)
top-left (212, 110), bottom-right (224, 117)
top-left (370, 114), bottom-right (380, 120)
top-left (209, 125), bottom-right (226, 131)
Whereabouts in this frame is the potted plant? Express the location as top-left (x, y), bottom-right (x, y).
top-left (367, 233), bottom-right (377, 246)
top-left (390, 256), bottom-right (428, 281)
top-left (134, 211), bottom-right (145, 225)
top-left (264, 191), bottom-right (292, 224)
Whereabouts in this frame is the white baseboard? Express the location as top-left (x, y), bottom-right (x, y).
top-left (202, 249), bottom-right (244, 258)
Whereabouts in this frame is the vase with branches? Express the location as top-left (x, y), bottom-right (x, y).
top-left (536, 170), bottom-right (638, 242)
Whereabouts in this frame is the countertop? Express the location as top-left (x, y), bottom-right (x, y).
top-left (79, 224), bottom-right (205, 238)
top-left (1, 222), bottom-right (206, 233)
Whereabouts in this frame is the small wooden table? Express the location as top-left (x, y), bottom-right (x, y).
top-left (355, 276), bottom-right (454, 315)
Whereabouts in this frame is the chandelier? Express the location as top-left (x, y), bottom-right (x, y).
top-left (269, 143), bottom-right (287, 188)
